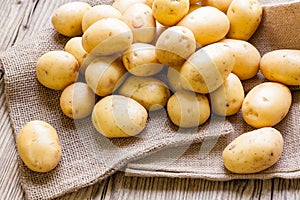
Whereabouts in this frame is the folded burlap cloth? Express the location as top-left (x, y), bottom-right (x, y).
top-left (0, 0), bottom-right (299, 199)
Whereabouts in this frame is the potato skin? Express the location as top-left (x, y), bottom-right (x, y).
top-left (201, 0), bottom-right (233, 13)
top-left (112, 0), bottom-right (148, 14)
top-left (242, 82), bottom-right (292, 128)
top-left (260, 49), bottom-right (300, 86)
top-left (16, 120), bottom-right (62, 173)
top-left (222, 127), bottom-right (283, 174)
top-left (92, 95), bottom-right (148, 138)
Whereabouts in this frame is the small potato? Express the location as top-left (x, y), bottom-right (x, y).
top-left (226, 0), bottom-right (262, 40)
top-left (36, 51), bottom-right (79, 90)
top-left (65, 37), bottom-right (88, 73)
top-left (155, 26), bottom-right (196, 68)
top-left (123, 3), bottom-right (156, 43)
top-left (152, 0), bottom-right (190, 26)
top-left (222, 127), bottom-right (283, 174)
top-left (167, 90), bottom-right (210, 128)
top-left (180, 43), bottom-right (235, 94)
top-left (82, 18), bottom-right (133, 56)
top-left (167, 65), bottom-right (184, 92)
top-left (16, 120), bottom-right (62, 173)
top-left (112, 0), bottom-right (149, 13)
top-left (201, 0), bottom-right (233, 13)
top-left (118, 76), bottom-right (171, 111)
top-left (92, 95), bottom-right (148, 138)
top-left (51, 2), bottom-right (91, 37)
top-left (122, 43), bottom-right (164, 76)
top-left (260, 49), bottom-right (300, 86)
top-left (82, 5), bottom-right (122, 33)
top-left (242, 82), bottom-right (292, 128)
top-left (178, 6), bottom-right (230, 46)
top-left (60, 82), bottom-right (95, 119)
top-left (85, 57), bottom-right (127, 97)
top-left (210, 73), bottom-right (244, 116)
top-left (220, 39), bottom-right (261, 80)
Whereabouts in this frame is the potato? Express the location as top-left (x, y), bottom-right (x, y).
top-left (16, 120), bottom-right (62, 173)
top-left (242, 82), bottom-right (292, 128)
top-left (82, 18), bottom-right (133, 56)
top-left (220, 39), bottom-right (261, 80)
top-left (178, 6), bottom-right (230, 46)
top-left (92, 95), bottom-right (148, 138)
top-left (60, 82), bottom-right (95, 119)
top-left (260, 49), bottom-right (300, 86)
top-left (155, 26), bottom-right (196, 68)
top-left (167, 90), bottom-right (210, 128)
top-left (152, 0), bottom-right (190, 26)
top-left (226, 0), bottom-right (262, 40)
top-left (222, 127), bottom-right (283, 174)
top-left (51, 2), bottom-right (91, 37)
top-left (210, 73), bottom-right (244, 116)
top-left (85, 57), bottom-right (127, 97)
top-left (201, 0), bottom-right (233, 13)
top-left (167, 65), bottom-right (184, 92)
top-left (123, 3), bottom-right (156, 43)
top-left (122, 43), bottom-right (164, 76)
top-left (112, 0), bottom-right (149, 13)
top-left (180, 43), bottom-right (235, 94)
top-left (118, 76), bottom-right (171, 111)
top-left (65, 37), bottom-right (88, 74)
top-left (82, 5), bottom-right (122, 33)
top-left (36, 51), bottom-right (79, 90)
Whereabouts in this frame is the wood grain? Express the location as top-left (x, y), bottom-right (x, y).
top-left (0, 0), bottom-right (300, 200)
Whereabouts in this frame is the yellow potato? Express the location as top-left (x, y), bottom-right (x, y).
top-left (178, 6), bottom-right (230, 46)
top-left (118, 76), bottom-right (171, 111)
top-left (51, 2), bottom-right (91, 37)
top-left (122, 43), bottom-right (164, 76)
top-left (202, 0), bottom-right (233, 13)
top-left (210, 73), bottom-right (244, 116)
top-left (123, 3), bottom-right (156, 43)
top-left (112, 0), bottom-right (149, 13)
top-left (260, 49), bottom-right (300, 86)
top-left (85, 57), bottom-right (127, 97)
top-left (82, 18), bottom-right (133, 56)
top-left (16, 120), bottom-right (62, 173)
top-left (180, 43), bottom-right (235, 94)
top-left (36, 51), bottom-right (79, 90)
top-left (226, 0), bottom-right (262, 40)
top-left (92, 95), bottom-right (148, 138)
top-left (155, 26), bottom-right (196, 68)
top-left (167, 90), bottom-right (210, 128)
top-left (220, 39), bottom-right (261, 80)
top-left (152, 0), bottom-right (190, 26)
top-left (82, 5), bottom-right (122, 33)
top-left (242, 82), bottom-right (292, 128)
top-left (60, 82), bottom-right (95, 119)
top-left (222, 127), bottom-right (283, 174)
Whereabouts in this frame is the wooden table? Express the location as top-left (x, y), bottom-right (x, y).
top-left (1, 0), bottom-right (300, 199)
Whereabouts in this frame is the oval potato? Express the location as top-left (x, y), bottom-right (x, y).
top-left (222, 127), bottom-right (283, 174)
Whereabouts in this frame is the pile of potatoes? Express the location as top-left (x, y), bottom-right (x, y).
top-left (17, 0), bottom-right (300, 173)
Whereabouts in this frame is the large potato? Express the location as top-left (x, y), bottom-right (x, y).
top-left (92, 95), bottom-right (148, 138)
top-left (82, 18), bottom-right (133, 56)
top-left (51, 2), bottom-right (91, 37)
top-left (36, 51), bottom-right (79, 90)
top-left (152, 0), bottom-right (190, 26)
top-left (16, 120), bottom-right (62, 173)
top-left (82, 5), bottom-right (122, 33)
top-left (210, 73), bottom-right (244, 116)
top-left (260, 49), bottom-right (300, 86)
top-left (60, 82), bottom-right (95, 119)
top-left (122, 43), bottom-right (164, 76)
top-left (180, 43), bottom-right (235, 94)
top-left (220, 39), bottom-right (261, 80)
top-left (201, 0), bottom-right (233, 13)
top-left (178, 6), bottom-right (230, 46)
top-left (118, 76), bottom-right (171, 111)
top-left (167, 90), bottom-right (210, 128)
top-left (222, 127), bottom-right (283, 174)
top-left (123, 3), bottom-right (156, 43)
top-left (242, 82), bottom-right (292, 128)
top-left (85, 57), bottom-right (127, 97)
top-left (226, 0), bottom-right (262, 40)
top-left (155, 26), bottom-right (196, 68)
